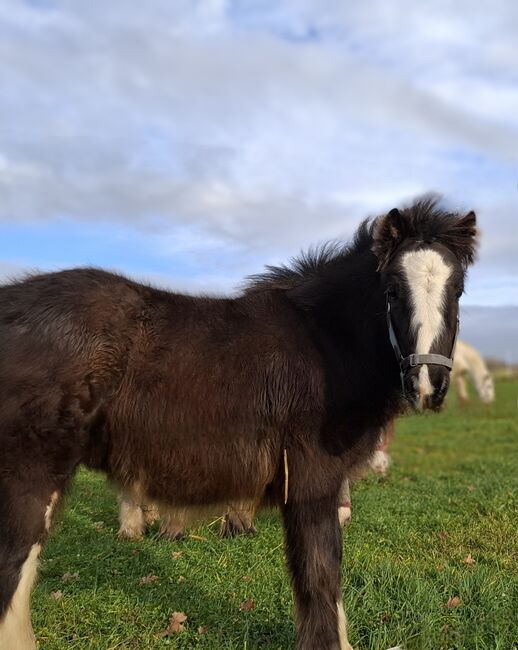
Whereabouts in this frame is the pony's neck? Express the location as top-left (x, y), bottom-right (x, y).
top-left (301, 247), bottom-right (403, 414)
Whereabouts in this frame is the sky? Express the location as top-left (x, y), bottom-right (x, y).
top-left (0, 0), bottom-right (517, 360)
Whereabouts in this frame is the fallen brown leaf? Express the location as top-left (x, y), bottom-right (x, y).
top-left (197, 626), bottom-right (209, 634)
top-left (462, 553), bottom-right (476, 565)
top-left (467, 484), bottom-right (476, 492)
top-left (438, 530), bottom-right (449, 540)
top-left (50, 591), bottom-right (63, 600)
top-left (177, 575), bottom-right (186, 583)
top-left (171, 551), bottom-right (183, 560)
top-left (240, 599), bottom-right (256, 611)
top-left (139, 574), bottom-right (159, 585)
top-left (159, 612), bottom-right (187, 636)
top-left (241, 575), bottom-right (252, 582)
top-left (62, 572), bottom-right (79, 582)
top-left (445, 596), bottom-right (462, 608)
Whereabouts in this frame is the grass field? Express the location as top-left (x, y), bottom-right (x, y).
top-left (33, 381), bottom-right (518, 649)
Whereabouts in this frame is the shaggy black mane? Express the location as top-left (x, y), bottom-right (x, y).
top-left (245, 220), bottom-right (373, 292)
top-left (394, 196), bottom-right (478, 267)
top-left (246, 196), bottom-right (477, 292)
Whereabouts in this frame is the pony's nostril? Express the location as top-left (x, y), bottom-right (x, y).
top-left (436, 383), bottom-right (447, 397)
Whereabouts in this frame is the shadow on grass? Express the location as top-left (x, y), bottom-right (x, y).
top-left (35, 480), bottom-right (294, 649)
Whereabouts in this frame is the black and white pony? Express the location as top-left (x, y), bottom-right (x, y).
top-left (0, 199), bottom-right (477, 650)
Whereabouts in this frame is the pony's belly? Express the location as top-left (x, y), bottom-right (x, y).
top-left (109, 431), bottom-right (279, 509)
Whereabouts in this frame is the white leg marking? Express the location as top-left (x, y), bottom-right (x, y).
top-left (338, 505), bottom-right (352, 527)
top-left (118, 498), bottom-right (145, 540)
top-left (402, 249), bottom-right (451, 401)
top-left (338, 479), bottom-right (352, 527)
top-left (337, 599), bottom-right (354, 650)
top-left (0, 544), bottom-right (41, 650)
top-left (44, 491), bottom-right (59, 532)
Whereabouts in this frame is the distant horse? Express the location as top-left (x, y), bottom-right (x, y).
top-left (118, 491), bottom-right (260, 539)
top-left (452, 339), bottom-right (495, 404)
top-left (0, 199), bottom-right (477, 650)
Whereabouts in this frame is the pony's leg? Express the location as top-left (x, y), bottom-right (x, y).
top-left (369, 450), bottom-right (391, 476)
top-left (456, 374), bottom-right (470, 404)
top-left (0, 545), bottom-right (40, 650)
top-left (118, 494), bottom-right (146, 540)
top-left (368, 421), bottom-right (394, 476)
top-left (282, 497), bottom-right (353, 650)
top-left (0, 483), bottom-right (61, 650)
top-left (379, 419), bottom-right (395, 451)
top-left (143, 503), bottom-right (159, 526)
top-left (220, 500), bottom-right (257, 538)
top-left (337, 480), bottom-right (352, 528)
top-left (159, 507), bottom-right (187, 540)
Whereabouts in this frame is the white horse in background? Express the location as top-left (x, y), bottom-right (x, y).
top-left (452, 339), bottom-right (495, 404)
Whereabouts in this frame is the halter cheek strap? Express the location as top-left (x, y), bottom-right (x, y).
top-left (386, 299), bottom-right (459, 392)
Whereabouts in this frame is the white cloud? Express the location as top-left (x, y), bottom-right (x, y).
top-left (461, 305), bottom-right (518, 363)
top-left (0, 0), bottom-right (516, 303)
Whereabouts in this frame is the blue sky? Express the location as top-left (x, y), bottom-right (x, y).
top-left (1, 0), bottom-right (517, 358)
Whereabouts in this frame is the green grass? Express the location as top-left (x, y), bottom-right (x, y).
top-left (33, 381), bottom-right (518, 649)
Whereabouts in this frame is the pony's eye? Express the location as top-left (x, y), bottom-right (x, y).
top-left (455, 289), bottom-right (463, 299)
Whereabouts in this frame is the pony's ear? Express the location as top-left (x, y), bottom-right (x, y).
top-left (371, 208), bottom-right (407, 270)
top-left (443, 210), bottom-right (478, 268)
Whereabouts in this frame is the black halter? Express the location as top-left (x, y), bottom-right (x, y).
top-left (386, 299), bottom-right (459, 392)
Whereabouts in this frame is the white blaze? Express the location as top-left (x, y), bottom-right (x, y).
top-left (402, 249), bottom-right (451, 400)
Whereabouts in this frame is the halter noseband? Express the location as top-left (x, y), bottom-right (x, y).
top-left (386, 299), bottom-right (459, 392)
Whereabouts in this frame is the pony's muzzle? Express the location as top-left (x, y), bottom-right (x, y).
top-left (405, 365), bottom-right (450, 411)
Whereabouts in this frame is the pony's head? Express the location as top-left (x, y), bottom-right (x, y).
top-left (372, 198), bottom-right (478, 411)
top-left (478, 372), bottom-right (495, 404)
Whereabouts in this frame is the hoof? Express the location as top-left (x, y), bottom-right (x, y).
top-left (219, 516), bottom-right (257, 538)
top-left (159, 525), bottom-right (186, 541)
top-left (117, 527), bottom-right (144, 541)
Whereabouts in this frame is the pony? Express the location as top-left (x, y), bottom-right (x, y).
top-left (117, 492), bottom-right (260, 540)
top-left (452, 339), bottom-right (495, 404)
top-left (0, 198), bottom-right (477, 650)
